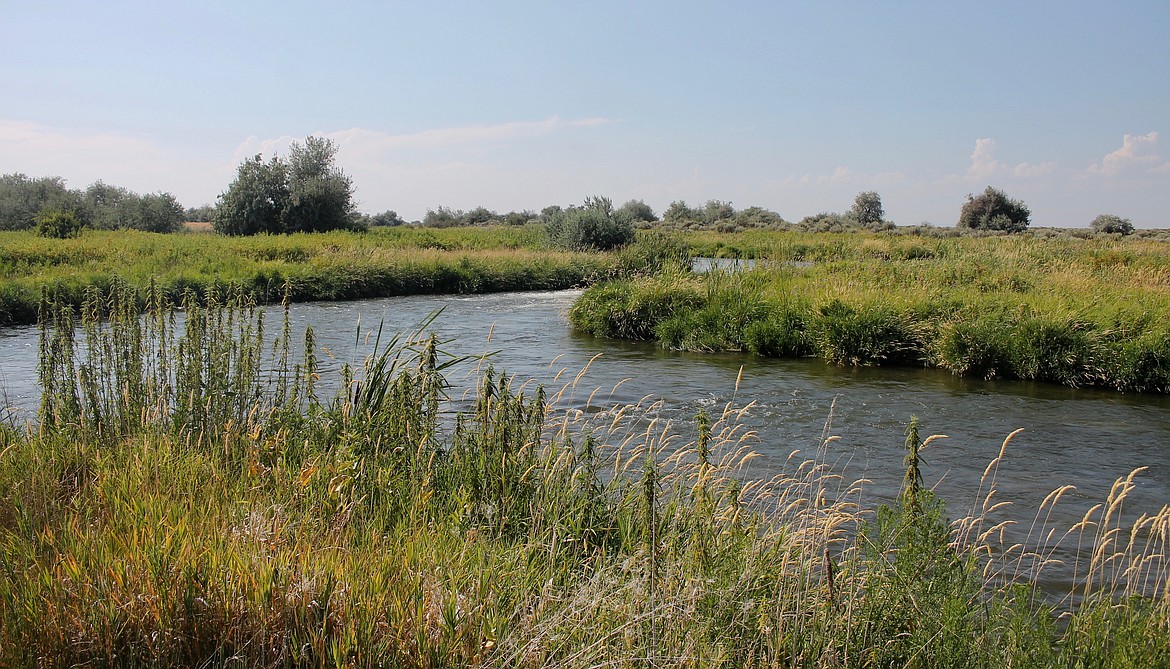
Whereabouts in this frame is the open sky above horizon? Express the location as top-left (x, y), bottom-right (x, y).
top-left (2, 1), bottom-right (1169, 227)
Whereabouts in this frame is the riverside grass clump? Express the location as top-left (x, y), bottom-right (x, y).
top-left (1, 284), bottom-right (1168, 667)
top-left (0, 225), bottom-right (614, 326)
top-left (571, 232), bottom-right (1170, 392)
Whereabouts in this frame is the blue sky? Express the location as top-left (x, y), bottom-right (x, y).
top-left (2, 1), bottom-right (1168, 226)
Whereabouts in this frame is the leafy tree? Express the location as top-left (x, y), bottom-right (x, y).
top-left (702, 200), bottom-right (735, 225)
top-left (958, 187), bottom-right (1030, 233)
top-left (214, 137), bottom-right (355, 236)
top-left (282, 137), bottom-right (355, 233)
top-left (0, 173), bottom-right (85, 230)
top-left (35, 210), bottom-right (84, 238)
top-left (185, 204), bottom-right (216, 222)
top-left (851, 191), bottom-right (884, 227)
top-left (464, 206), bottom-right (497, 226)
top-left (1090, 214), bottom-right (1134, 235)
top-left (85, 181), bottom-right (136, 229)
top-left (617, 199), bottom-right (657, 223)
top-left (369, 210), bottom-right (406, 227)
top-left (545, 196), bottom-right (635, 251)
top-left (133, 192), bottom-right (185, 233)
top-left (663, 200), bottom-right (700, 225)
top-left (423, 206), bottom-right (462, 228)
top-left (213, 155), bottom-right (289, 235)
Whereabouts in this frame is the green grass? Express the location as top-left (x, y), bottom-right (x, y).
top-left (0, 225), bottom-right (615, 326)
top-left (572, 232), bottom-right (1170, 392)
top-left (0, 284), bottom-right (1167, 667)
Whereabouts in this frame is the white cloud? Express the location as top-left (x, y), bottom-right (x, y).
top-left (966, 138), bottom-right (1055, 180)
top-left (1085, 132), bottom-right (1168, 176)
top-left (0, 118), bottom-right (227, 204)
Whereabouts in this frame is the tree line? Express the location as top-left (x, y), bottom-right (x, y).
top-left (3, 134), bottom-right (1138, 240)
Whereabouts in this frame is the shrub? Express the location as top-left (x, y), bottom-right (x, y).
top-left (545, 197), bottom-right (635, 251)
top-left (958, 186), bottom-right (1030, 233)
top-left (1090, 214), bottom-right (1134, 236)
top-left (34, 209), bottom-right (84, 239)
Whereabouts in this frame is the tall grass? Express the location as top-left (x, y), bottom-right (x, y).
top-left (0, 226), bottom-right (615, 327)
top-left (572, 232), bottom-right (1170, 392)
top-left (0, 287), bottom-right (1167, 666)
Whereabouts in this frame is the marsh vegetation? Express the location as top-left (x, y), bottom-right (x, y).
top-left (0, 283), bottom-right (1167, 667)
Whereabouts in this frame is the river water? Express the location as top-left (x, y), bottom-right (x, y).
top-left (2, 289), bottom-right (1168, 591)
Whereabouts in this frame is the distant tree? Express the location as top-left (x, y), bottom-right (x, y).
top-left (35, 210), bottom-right (84, 239)
top-left (663, 200), bottom-right (700, 225)
top-left (958, 186), bottom-right (1030, 233)
top-left (423, 206), bottom-right (462, 228)
top-left (214, 137), bottom-right (355, 236)
top-left (369, 210), bottom-right (406, 227)
top-left (617, 199), bottom-right (657, 223)
top-left (213, 155), bottom-right (289, 236)
top-left (184, 204), bottom-right (217, 222)
top-left (1090, 214), bottom-right (1134, 235)
top-left (464, 206), bottom-right (497, 226)
top-left (850, 191), bottom-right (884, 227)
top-left (733, 206), bottom-right (787, 229)
top-left (85, 181), bottom-right (137, 229)
top-left (0, 173), bottom-right (85, 230)
top-left (282, 137), bottom-right (355, 233)
top-left (545, 196), bottom-right (635, 251)
top-left (132, 192), bottom-right (185, 233)
top-left (702, 200), bottom-right (735, 225)
top-left (502, 210), bottom-right (536, 225)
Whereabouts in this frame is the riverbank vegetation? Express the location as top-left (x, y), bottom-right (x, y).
top-left (572, 232), bottom-right (1170, 393)
top-left (1, 287), bottom-right (1166, 667)
top-left (0, 225), bottom-right (614, 326)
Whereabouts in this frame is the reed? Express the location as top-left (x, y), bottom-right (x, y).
top-left (572, 232), bottom-right (1170, 392)
top-left (0, 226), bottom-right (616, 327)
top-left (0, 289), bottom-right (1167, 667)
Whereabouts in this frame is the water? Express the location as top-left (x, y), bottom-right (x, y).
top-left (3, 289), bottom-right (1168, 590)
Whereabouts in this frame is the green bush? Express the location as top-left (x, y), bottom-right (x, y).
top-left (958, 186), bottom-right (1031, 233)
top-left (34, 210), bottom-right (84, 239)
top-left (1090, 214), bottom-right (1134, 236)
top-left (545, 197), bottom-right (635, 251)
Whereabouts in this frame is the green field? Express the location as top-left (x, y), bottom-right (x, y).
top-left (0, 225), bottom-right (614, 326)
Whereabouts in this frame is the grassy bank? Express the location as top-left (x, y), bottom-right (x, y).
top-left (0, 225), bottom-right (614, 326)
top-left (572, 232), bottom-right (1170, 393)
top-left (0, 284), bottom-right (1167, 667)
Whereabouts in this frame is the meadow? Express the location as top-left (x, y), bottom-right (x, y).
top-left (0, 282), bottom-right (1166, 667)
top-left (0, 225), bottom-right (614, 327)
top-left (571, 231), bottom-right (1170, 393)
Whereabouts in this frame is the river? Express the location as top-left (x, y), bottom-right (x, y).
top-left (2, 288), bottom-right (1168, 592)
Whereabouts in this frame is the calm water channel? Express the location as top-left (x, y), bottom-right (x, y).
top-left (2, 289), bottom-right (1168, 590)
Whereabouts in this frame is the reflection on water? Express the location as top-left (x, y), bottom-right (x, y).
top-left (2, 289), bottom-right (1168, 591)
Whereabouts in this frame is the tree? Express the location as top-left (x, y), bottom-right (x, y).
top-left (370, 210), bottom-right (406, 227)
top-left (545, 196), bottom-right (635, 251)
top-left (1090, 214), bottom-right (1134, 236)
top-left (0, 173), bottom-right (85, 230)
top-left (957, 186), bottom-right (1030, 233)
top-left (213, 137), bottom-right (355, 236)
top-left (213, 155), bottom-right (289, 235)
top-left (133, 192), bottom-right (185, 233)
top-left (282, 137), bottom-right (355, 233)
top-left (617, 199), bottom-right (657, 223)
top-left (851, 191), bottom-right (884, 227)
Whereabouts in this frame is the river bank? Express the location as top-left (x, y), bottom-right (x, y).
top-left (571, 233), bottom-right (1170, 393)
top-left (2, 289), bottom-right (1167, 666)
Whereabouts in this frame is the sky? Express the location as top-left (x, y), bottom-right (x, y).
top-left (2, 1), bottom-right (1169, 227)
